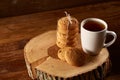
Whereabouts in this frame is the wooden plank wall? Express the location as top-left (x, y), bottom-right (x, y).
top-left (0, 0), bottom-right (113, 17)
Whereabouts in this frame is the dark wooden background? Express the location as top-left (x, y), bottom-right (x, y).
top-left (0, 0), bottom-right (120, 80)
top-left (0, 0), bottom-right (115, 17)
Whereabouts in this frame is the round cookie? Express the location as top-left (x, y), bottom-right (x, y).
top-left (56, 40), bottom-right (66, 48)
top-left (58, 17), bottom-right (79, 30)
top-left (56, 35), bottom-right (79, 48)
top-left (57, 17), bottom-right (69, 34)
top-left (67, 38), bottom-right (77, 44)
top-left (67, 33), bottom-right (79, 40)
top-left (57, 35), bottom-right (77, 44)
top-left (56, 37), bottom-right (77, 48)
top-left (56, 34), bottom-right (67, 43)
top-left (57, 17), bottom-right (69, 30)
top-left (64, 47), bottom-right (86, 66)
top-left (57, 32), bottom-right (67, 39)
top-left (67, 28), bottom-right (79, 36)
top-left (68, 19), bottom-right (79, 30)
top-left (57, 49), bottom-right (66, 61)
top-left (57, 32), bottom-right (79, 41)
top-left (67, 42), bottom-right (78, 47)
top-left (56, 36), bottom-right (66, 45)
top-left (57, 26), bottom-right (79, 35)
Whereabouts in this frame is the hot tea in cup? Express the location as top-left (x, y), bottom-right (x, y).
top-left (81, 18), bottom-right (117, 55)
top-left (83, 20), bottom-right (105, 31)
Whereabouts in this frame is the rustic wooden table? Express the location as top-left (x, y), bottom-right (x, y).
top-left (0, 1), bottom-right (120, 80)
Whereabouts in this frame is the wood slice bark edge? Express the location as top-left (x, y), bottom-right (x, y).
top-left (24, 31), bottom-right (111, 80)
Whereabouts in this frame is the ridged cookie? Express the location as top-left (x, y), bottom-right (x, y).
top-left (58, 17), bottom-right (79, 30)
top-left (57, 32), bottom-right (78, 40)
top-left (56, 38), bottom-right (78, 48)
top-left (56, 40), bottom-right (66, 48)
top-left (57, 27), bottom-right (79, 35)
top-left (64, 47), bottom-right (86, 66)
top-left (56, 41), bottom-right (77, 48)
top-left (57, 49), bottom-right (66, 61)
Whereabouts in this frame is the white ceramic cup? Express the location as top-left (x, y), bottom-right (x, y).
top-left (81, 18), bottom-right (117, 55)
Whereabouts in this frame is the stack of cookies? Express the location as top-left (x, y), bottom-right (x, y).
top-left (56, 14), bottom-right (87, 66)
top-left (56, 16), bottom-right (80, 48)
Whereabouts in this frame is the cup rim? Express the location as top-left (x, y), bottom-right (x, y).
top-left (81, 18), bottom-right (108, 33)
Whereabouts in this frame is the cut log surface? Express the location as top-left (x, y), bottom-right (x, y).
top-left (24, 30), bottom-right (110, 80)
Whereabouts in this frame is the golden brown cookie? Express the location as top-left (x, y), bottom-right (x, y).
top-left (57, 27), bottom-right (79, 35)
top-left (69, 17), bottom-right (79, 29)
top-left (56, 40), bottom-right (66, 48)
top-left (57, 32), bottom-right (79, 41)
top-left (57, 49), bottom-right (66, 61)
top-left (66, 42), bottom-right (77, 47)
top-left (67, 33), bottom-right (79, 40)
top-left (57, 35), bottom-right (76, 44)
top-left (56, 37), bottom-right (78, 48)
top-left (56, 35), bottom-right (67, 43)
top-left (67, 28), bottom-right (79, 36)
top-left (56, 37), bottom-right (67, 44)
top-left (67, 38), bottom-right (77, 43)
top-left (57, 17), bottom-right (69, 30)
top-left (58, 17), bottom-right (79, 30)
top-left (57, 32), bottom-right (67, 39)
top-left (64, 47), bottom-right (86, 66)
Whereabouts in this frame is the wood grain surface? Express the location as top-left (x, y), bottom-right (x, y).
top-left (0, 1), bottom-right (120, 80)
top-left (0, 0), bottom-right (113, 17)
top-left (24, 30), bottom-right (109, 79)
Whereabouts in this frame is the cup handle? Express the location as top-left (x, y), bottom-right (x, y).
top-left (104, 31), bottom-right (117, 47)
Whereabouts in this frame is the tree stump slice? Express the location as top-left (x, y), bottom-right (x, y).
top-left (24, 30), bottom-right (111, 80)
